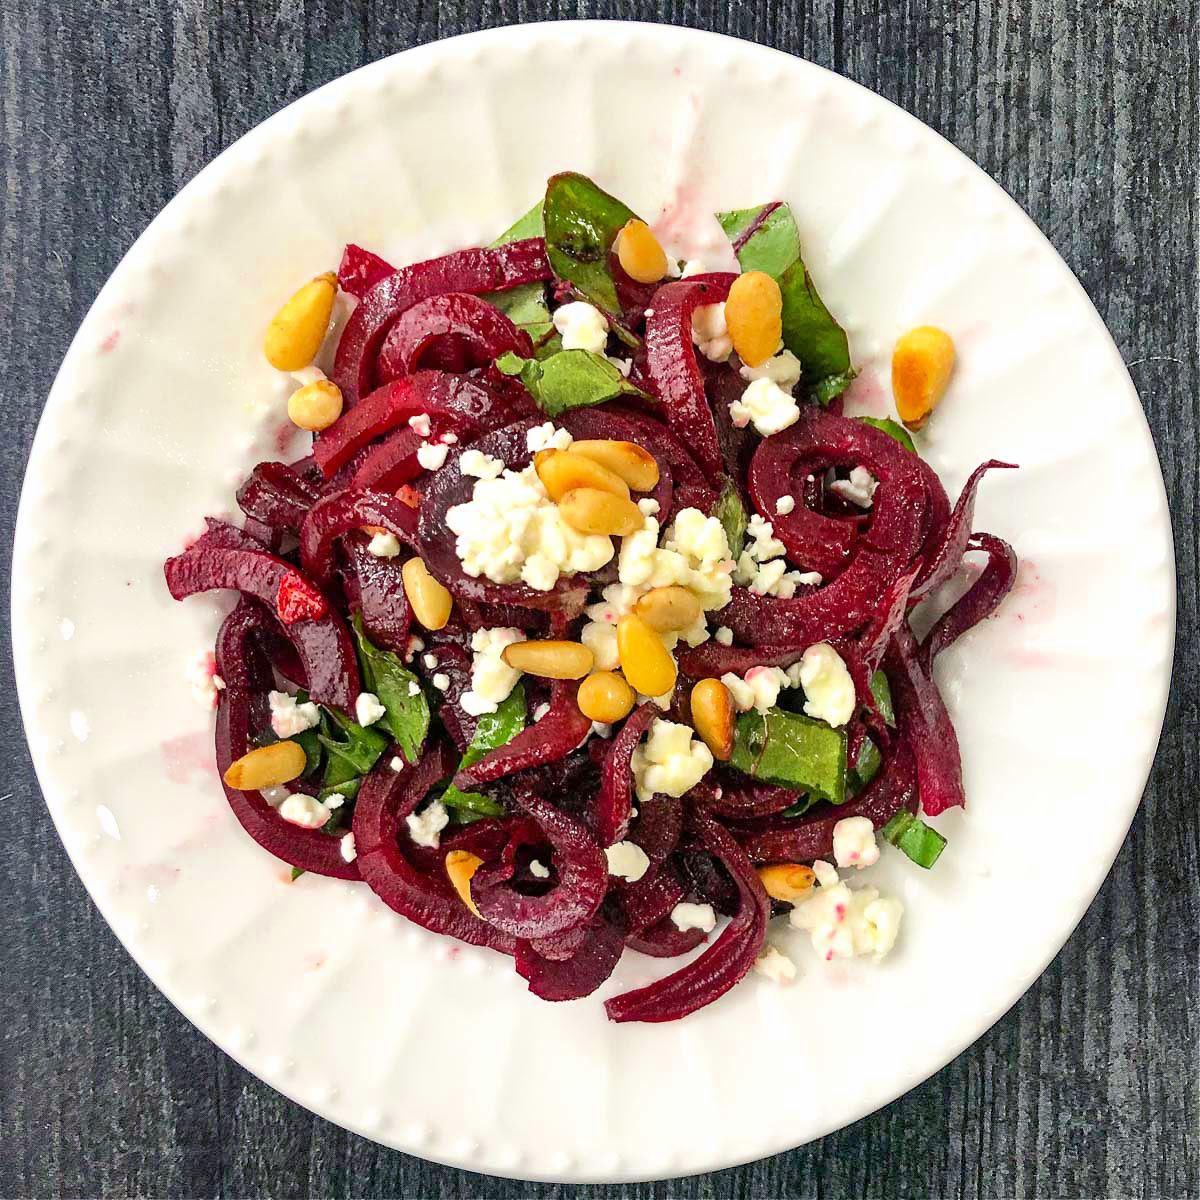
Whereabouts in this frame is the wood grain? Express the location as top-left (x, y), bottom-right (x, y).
top-left (1, 2), bottom-right (1196, 1196)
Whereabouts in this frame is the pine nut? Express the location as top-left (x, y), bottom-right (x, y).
top-left (577, 670), bottom-right (636, 723)
top-left (617, 614), bottom-right (678, 698)
top-left (501, 639), bottom-right (594, 679)
top-left (892, 325), bottom-right (955, 431)
top-left (445, 850), bottom-right (484, 917)
top-left (264, 272), bottom-right (338, 371)
top-left (223, 741), bottom-right (308, 790)
top-left (401, 557), bottom-right (452, 630)
top-left (569, 440), bottom-right (660, 491)
top-left (557, 488), bottom-right (643, 536)
top-left (287, 379), bottom-right (343, 431)
top-left (756, 862), bottom-right (817, 902)
top-left (616, 218), bottom-right (669, 284)
top-left (725, 271), bottom-right (783, 368)
top-left (689, 677), bottom-right (734, 761)
top-left (634, 585), bottom-right (702, 633)
top-left (534, 448), bottom-right (630, 501)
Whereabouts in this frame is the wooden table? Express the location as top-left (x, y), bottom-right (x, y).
top-left (2, 3), bottom-right (1196, 1196)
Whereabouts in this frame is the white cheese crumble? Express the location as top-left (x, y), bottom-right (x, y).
top-left (729, 377), bottom-right (801, 436)
top-left (691, 302), bottom-right (733, 362)
top-left (754, 945), bottom-right (798, 983)
top-left (407, 413), bottom-right (432, 438)
top-left (731, 514), bottom-right (812, 598)
top-left (441, 432), bottom-right (459, 445)
top-left (366, 530), bottom-right (401, 558)
top-left (775, 495), bottom-right (796, 515)
top-left (721, 665), bottom-right (794, 714)
top-left (339, 831), bottom-right (357, 863)
top-left (389, 755), bottom-right (405, 772)
top-left (789, 859), bottom-right (903, 962)
top-left (446, 462), bottom-right (614, 591)
top-left (416, 441), bottom-right (449, 472)
top-left (529, 859), bottom-right (550, 879)
top-left (670, 901), bottom-right (717, 933)
top-left (459, 449), bottom-right (505, 479)
top-left (745, 514), bottom-right (786, 561)
top-left (618, 508), bottom-right (735, 610)
top-left (268, 690), bottom-right (320, 738)
top-left (354, 692), bottom-right (386, 727)
top-left (830, 466), bottom-right (879, 509)
top-left (797, 642), bottom-right (855, 727)
top-left (532, 701), bottom-right (551, 721)
top-left (739, 349), bottom-right (803, 390)
top-left (407, 681), bottom-right (421, 696)
top-left (610, 357), bottom-right (633, 377)
top-left (832, 815), bottom-right (881, 870)
top-left (406, 800), bottom-right (450, 848)
top-left (526, 422), bottom-right (574, 453)
top-left (185, 650), bottom-right (225, 710)
top-left (279, 793), bottom-right (330, 829)
top-left (637, 497), bottom-right (660, 516)
top-left (431, 672), bottom-right (450, 692)
top-left (460, 627), bottom-right (525, 716)
top-left (423, 653), bottom-right (439, 670)
top-left (680, 258), bottom-right (707, 278)
top-left (605, 840), bottom-right (650, 882)
top-left (714, 625), bottom-right (734, 646)
top-left (630, 718), bottom-right (714, 802)
top-left (552, 301), bottom-right (609, 354)
top-left (324, 792), bottom-right (345, 810)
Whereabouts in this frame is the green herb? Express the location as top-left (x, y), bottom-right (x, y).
top-left (441, 685), bottom-right (527, 819)
top-left (321, 740), bottom-right (363, 790)
top-left (350, 615), bottom-right (430, 765)
top-left (533, 330), bottom-right (564, 361)
top-left (880, 809), bottom-right (947, 869)
top-left (729, 708), bottom-right (847, 806)
top-left (319, 705), bottom-right (389, 776)
top-left (319, 777), bottom-right (362, 805)
top-left (716, 202), bottom-right (854, 403)
top-left (495, 349), bottom-right (649, 417)
top-left (485, 201), bottom-right (554, 340)
top-left (869, 670), bottom-right (895, 727)
top-left (543, 172), bottom-right (639, 346)
top-left (290, 866), bottom-right (305, 882)
top-left (859, 416), bottom-right (917, 455)
top-left (713, 481), bottom-right (748, 559)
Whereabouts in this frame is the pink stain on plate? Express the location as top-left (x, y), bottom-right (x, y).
top-left (161, 731), bottom-right (218, 784)
top-left (1008, 560), bottom-right (1056, 625)
top-left (653, 183), bottom-right (705, 245)
top-left (841, 368), bottom-right (890, 417)
top-left (100, 330), bottom-right (120, 353)
top-left (303, 951), bottom-right (327, 971)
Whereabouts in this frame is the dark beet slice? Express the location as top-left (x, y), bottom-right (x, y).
top-left (299, 487), bottom-right (419, 587)
top-left (594, 702), bottom-right (657, 847)
top-left (625, 918), bottom-right (708, 959)
top-left (618, 864), bottom-right (686, 934)
top-left (921, 531), bottom-right (1017, 668)
top-left (707, 774), bottom-right (799, 820)
top-left (341, 536), bottom-right (412, 655)
top-left (642, 275), bottom-right (737, 477)
top-left (731, 737), bottom-right (918, 862)
top-left (515, 918), bottom-right (625, 1001)
top-left (605, 811), bottom-right (768, 1023)
top-left (353, 742), bottom-right (516, 953)
top-left (331, 238), bottom-right (551, 407)
top-left (628, 796), bottom-right (683, 876)
top-left (376, 293), bottom-right (533, 382)
top-left (237, 460), bottom-right (322, 534)
top-left (348, 428), bottom-right (427, 492)
top-left (338, 243), bottom-right (396, 299)
top-left (164, 540), bottom-right (359, 713)
top-left (214, 602), bottom-right (360, 880)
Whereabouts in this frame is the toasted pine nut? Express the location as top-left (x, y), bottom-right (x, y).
top-left (569, 440), bottom-right (660, 492)
top-left (616, 219), bottom-right (669, 284)
top-left (557, 488), bottom-right (643, 537)
top-left (501, 639), bottom-right (594, 679)
top-left (577, 670), bottom-right (636, 723)
top-left (725, 271), bottom-right (783, 368)
top-left (757, 862), bottom-right (817, 902)
top-left (690, 677), bottom-right (734, 761)
top-left (224, 741), bottom-right (307, 790)
top-left (287, 379), bottom-right (343, 431)
top-left (445, 850), bottom-right (484, 917)
top-left (401, 557), bottom-right (452, 631)
top-left (534, 448), bottom-right (630, 501)
top-left (634, 585), bottom-right (703, 633)
top-left (616, 614), bottom-right (678, 698)
top-left (264, 272), bottom-right (338, 371)
top-left (892, 325), bottom-right (955, 431)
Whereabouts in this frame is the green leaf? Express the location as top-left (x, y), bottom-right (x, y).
top-left (350, 615), bottom-right (430, 765)
top-left (319, 776), bottom-right (362, 805)
top-left (847, 736), bottom-right (882, 795)
top-left (533, 330), bottom-right (563, 361)
top-left (489, 201), bottom-right (544, 246)
top-left (869, 670), bottom-right (895, 727)
top-left (484, 202), bottom-right (554, 342)
top-left (729, 708), bottom-right (847, 806)
top-left (495, 349), bottom-right (649, 417)
top-left (321, 743), bottom-right (363, 790)
top-left (859, 416), bottom-right (917, 455)
top-left (319, 706), bottom-right (389, 776)
top-left (717, 201), bottom-right (854, 403)
top-left (290, 866), bottom-right (306, 882)
top-left (712, 481), bottom-right (748, 559)
top-left (441, 685), bottom-right (526, 819)
top-left (880, 810), bottom-right (947, 869)
top-left (543, 172), bottom-right (639, 346)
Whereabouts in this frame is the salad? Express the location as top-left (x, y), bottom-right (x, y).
top-left (165, 172), bottom-right (1016, 1022)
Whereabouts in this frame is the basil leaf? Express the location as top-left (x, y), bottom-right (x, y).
top-left (351, 614), bottom-right (430, 765)
top-left (495, 349), bottom-right (649, 417)
top-left (485, 202), bottom-right (553, 341)
top-left (319, 777), bottom-right (362, 805)
top-left (319, 707), bottom-right (389, 776)
top-left (713, 481), bottom-right (748, 559)
top-left (859, 416), bottom-right (917, 455)
top-left (441, 685), bottom-right (526, 819)
top-left (290, 866), bottom-right (305, 881)
top-left (533, 330), bottom-right (563, 361)
top-left (880, 810), bottom-right (947, 869)
top-left (543, 172), bottom-right (639, 346)
top-left (489, 201), bottom-right (544, 246)
top-left (729, 708), bottom-right (847, 806)
top-left (717, 201), bottom-right (854, 403)
top-left (847, 736), bottom-right (882, 795)
top-left (869, 669), bottom-right (895, 726)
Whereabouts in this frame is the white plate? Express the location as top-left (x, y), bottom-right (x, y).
top-left (13, 22), bottom-right (1174, 1184)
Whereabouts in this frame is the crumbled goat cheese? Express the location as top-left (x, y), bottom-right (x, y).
top-left (721, 665), bottom-right (793, 714)
top-left (729, 377), bottom-right (801, 436)
top-left (367, 531), bottom-right (401, 558)
top-left (279, 793), bottom-right (331, 829)
top-left (553, 301), bottom-right (609, 354)
top-left (739, 349), bottom-right (803, 390)
top-left (459, 449), bottom-right (505, 479)
top-left (416, 441), bottom-right (449, 471)
top-left (407, 413), bottom-right (432, 438)
top-left (269, 690), bottom-right (320, 738)
top-left (830, 466), bottom-right (879, 509)
top-left (460, 627), bottom-right (525, 716)
top-left (630, 718), bottom-right (714, 802)
top-left (526, 422), bottom-right (574, 453)
top-left (797, 642), bottom-right (855, 727)
top-left (691, 302), bottom-right (733, 362)
top-left (790, 859), bottom-right (903, 961)
top-left (340, 832), bottom-right (357, 863)
top-left (832, 815), bottom-right (881, 870)
top-left (406, 800), bottom-right (450, 848)
top-left (754, 945), bottom-right (798, 983)
top-left (431, 673), bottom-right (450, 692)
top-left (775, 495), bottom-right (796, 515)
top-left (529, 859), bottom-right (551, 879)
top-left (714, 625), bottom-right (734, 646)
top-left (671, 902), bottom-right (717, 933)
top-left (605, 840), bottom-right (650, 882)
top-left (355, 692), bottom-right (386, 727)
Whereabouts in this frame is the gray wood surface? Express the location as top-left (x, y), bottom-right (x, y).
top-left (2, 2), bottom-right (1197, 1197)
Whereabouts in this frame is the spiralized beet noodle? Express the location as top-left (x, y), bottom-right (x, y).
top-left (164, 188), bottom-right (1016, 1022)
